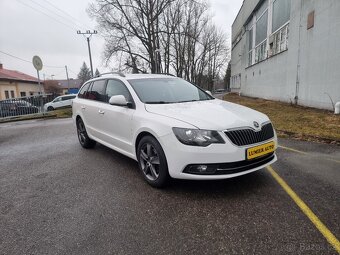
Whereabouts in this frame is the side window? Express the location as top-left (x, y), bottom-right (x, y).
top-left (88, 80), bottom-right (107, 102)
top-left (105, 79), bottom-right (132, 103)
top-left (62, 95), bottom-right (75, 100)
top-left (78, 83), bottom-right (90, 99)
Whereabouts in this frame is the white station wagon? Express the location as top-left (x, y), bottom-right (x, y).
top-left (72, 73), bottom-right (277, 187)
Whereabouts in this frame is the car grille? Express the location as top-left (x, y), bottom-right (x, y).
top-left (224, 122), bottom-right (274, 146)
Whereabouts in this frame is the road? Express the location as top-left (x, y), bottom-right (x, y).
top-left (0, 118), bottom-right (339, 255)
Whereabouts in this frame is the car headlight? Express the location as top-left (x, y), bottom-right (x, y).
top-left (172, 127), bottom-right (225, 146)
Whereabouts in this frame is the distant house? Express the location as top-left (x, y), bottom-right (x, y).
top-left (56, 78), bottom-right (82, 94)
top-left (0, 64), bottom-right (44, 100)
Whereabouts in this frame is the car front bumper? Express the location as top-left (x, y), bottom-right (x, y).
top-left (159, 132), bottom-right (277, 180)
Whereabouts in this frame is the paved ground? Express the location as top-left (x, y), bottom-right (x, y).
top-left (0, 118), bottom-right (339, 255)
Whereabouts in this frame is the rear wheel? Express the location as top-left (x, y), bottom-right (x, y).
top-left (76, 118), bottom-right (96, 149)
top-left (137, 136), bottom-right (170, 188)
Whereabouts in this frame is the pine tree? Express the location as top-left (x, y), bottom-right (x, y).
top-left (95, 68), bottom-right (100, 77)
top-left (77, 62), bottom-right (91, 84)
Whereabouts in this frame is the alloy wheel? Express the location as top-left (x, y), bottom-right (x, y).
top-left (139, 143), bottom-right (160, 181)
top-left (77, 120), bottom-right (87, 145)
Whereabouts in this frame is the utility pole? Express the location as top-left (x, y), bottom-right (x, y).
top-left (77, 30), bottom-right (97, 77)
top-left (65, 65), bottom-right (70, 94)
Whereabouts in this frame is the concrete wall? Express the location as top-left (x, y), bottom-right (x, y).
top-left (230, 0), bottom-right (340, 110)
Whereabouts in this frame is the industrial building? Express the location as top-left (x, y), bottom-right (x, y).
top-left (230, 0), bottom-right (340, 110)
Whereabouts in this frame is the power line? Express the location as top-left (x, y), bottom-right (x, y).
top-left (17, 0), bottom-right (77, 32)
top-left (43, 0), bottom-right (93, 31)
top-left (0, 50), bottom-right (64, 68)
top-left (28, 0), bottom-right (87, 30)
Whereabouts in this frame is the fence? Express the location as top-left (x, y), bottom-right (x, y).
top-left (0, 94), bottom-right (57, 119)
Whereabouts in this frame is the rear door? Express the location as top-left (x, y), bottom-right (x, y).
top-left (97, 79), bottom-right (135, 155)
top-left (82, 79), bottom-right (107, 139)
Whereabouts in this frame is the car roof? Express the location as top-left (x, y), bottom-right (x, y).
top-left (89, 73), bottom-right (175, 82)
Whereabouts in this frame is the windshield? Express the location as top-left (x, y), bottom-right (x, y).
top-left (128, 78), bottom-right (213, 104)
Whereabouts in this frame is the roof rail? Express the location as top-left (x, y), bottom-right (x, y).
top-left (96, 72), bottom-right (126, 78)
top-left (158, 73), bottom-right (176, 77)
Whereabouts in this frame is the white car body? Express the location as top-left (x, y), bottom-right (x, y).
top-left (44, 94), bottom-right (76, 111)
top-left (72, 74), bottom-right (277, 182)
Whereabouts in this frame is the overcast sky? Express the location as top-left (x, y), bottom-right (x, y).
top-left (0, 0), bottom-right (242, 80)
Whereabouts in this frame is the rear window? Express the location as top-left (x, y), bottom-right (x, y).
top-left (88, 80), bottom-right (107, 102)
top-left (78, 83), bottom-right (90, 98)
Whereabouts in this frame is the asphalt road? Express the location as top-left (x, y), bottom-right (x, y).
top-left (0, 118), bottom-right (339, 255)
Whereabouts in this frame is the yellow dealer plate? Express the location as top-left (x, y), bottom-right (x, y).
top-left (247, 141), bottom-right (275, 160)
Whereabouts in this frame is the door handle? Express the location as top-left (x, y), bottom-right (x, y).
top-left (98, 110), bottom-right (105, 115)
top-left (81, 106), bottom-right (86, 110)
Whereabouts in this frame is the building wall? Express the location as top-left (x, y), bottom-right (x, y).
top-left (0, 81), bottom-right (43, 100)
top-left (230, 0), bottom-right (340, 110)
top-left (17, 82), bottom-right (44, 97)
top-left (0, 82), bottom-right (17, 100)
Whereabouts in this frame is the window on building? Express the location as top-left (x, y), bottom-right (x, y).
top-left (256, 11), bottom-right (268, 46)
top-left (5, 90), bottom-right (9, 99)
top-left (20, 92), bottom-right (26, 97)
top-left (270, 0), bottom-right (290, 56)
top-left (272, 0), bottom-right (291, 33)
top-left (255, 1), bottom-right (268, 63)
top-left (271, 24), bottom-right (289, 55)
top-left (10, 91), bottom-right (15, 98)
top-left (248, 27), bottom-right (253, 66)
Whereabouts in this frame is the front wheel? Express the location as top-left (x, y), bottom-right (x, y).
top-left (137, 136), bottom-right (170, 188)
top-left (47, 106), bottom-right (54, 111)
top-left (76, 118), bottom-right (96, 149)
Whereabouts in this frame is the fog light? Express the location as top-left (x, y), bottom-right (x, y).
top-left (197, 165), bottom-right (208, 172)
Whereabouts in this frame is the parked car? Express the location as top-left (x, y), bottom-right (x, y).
top-left (72, 73), bottom-right (277, 187)
top-left (44, 94), bottom-right (76, 111)
top-left (0, 100), bottom-right (39, 117)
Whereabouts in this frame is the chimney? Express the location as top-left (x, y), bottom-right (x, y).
top-left (0, 63), bottom-right (3, 69)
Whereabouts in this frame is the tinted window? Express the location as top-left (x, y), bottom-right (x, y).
top-left (88, 80), bottom-right (106, 102)
top-left (62, 95), bottom-right (76, 101)
top-left (128, 78), bottom-right (213, 104)
top-left (78, 83), bottom-right (90, 98)
top-left (106, 80), bottom-right (132, 102)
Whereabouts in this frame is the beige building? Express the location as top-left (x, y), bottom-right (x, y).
top-left (0, 64), bottom-right (44, 100)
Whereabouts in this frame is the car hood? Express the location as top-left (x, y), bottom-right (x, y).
top-left (144, 99), bottom-right (270, 130)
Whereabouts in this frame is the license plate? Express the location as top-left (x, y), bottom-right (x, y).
top-left (246, 141), bottom-right (275, 160)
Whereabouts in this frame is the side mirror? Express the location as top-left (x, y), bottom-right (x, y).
top-left (205, 90), bottom-right (213, 96)
top-left (109, 95), bottom-right (131, 107)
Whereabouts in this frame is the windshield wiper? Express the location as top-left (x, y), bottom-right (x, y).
top-left (177, 99), bottom-right (199, 103)
top-left (144, 101), bottom-right (173, 104)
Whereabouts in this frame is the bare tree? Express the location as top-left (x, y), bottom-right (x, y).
top-left (88, 0), bottom-right (229, 88)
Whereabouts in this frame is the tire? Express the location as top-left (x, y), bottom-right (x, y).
top-left (76, 118), bottom-right (96, 149)
top-left (47, 106), bottom-right (54, 111)
top-left (137, 135), bottom-right (170, 188)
